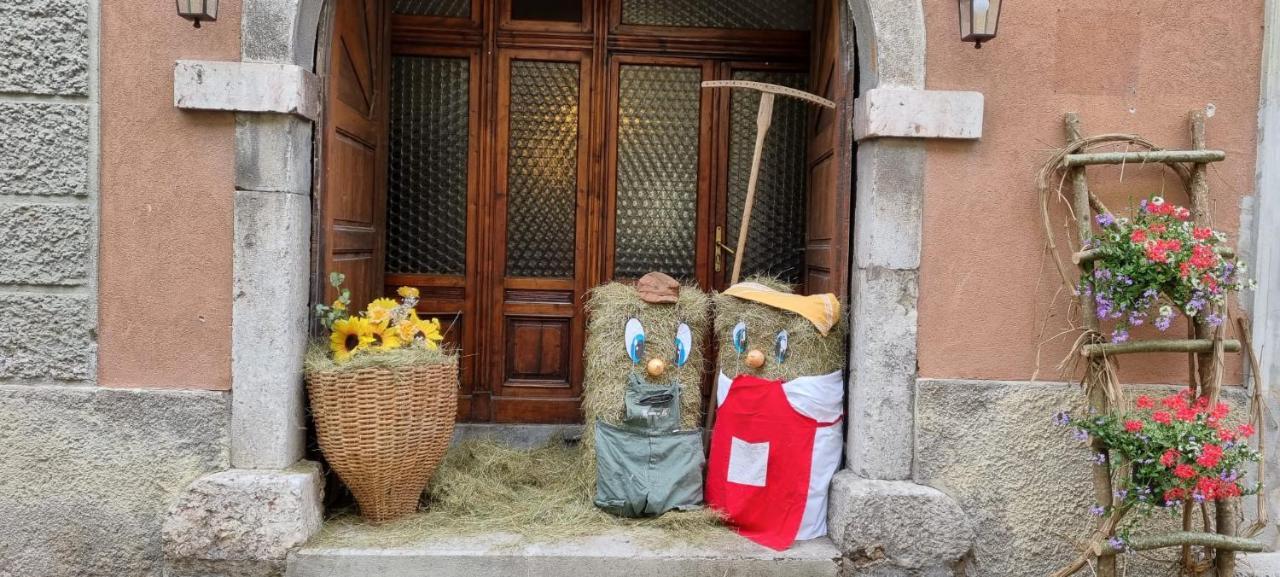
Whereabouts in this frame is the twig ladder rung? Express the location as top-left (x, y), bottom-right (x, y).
top-left (1081, 339), bottom-right (1242, 358)
top-left (1063, 149), bottom-right (1226, 167)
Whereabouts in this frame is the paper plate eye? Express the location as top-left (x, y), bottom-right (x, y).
top-left (624, 318), bottom-right (645, 364)
top-left (732, 321), bottom-right (748, 354)
top-left (675, 323), bottom-right (692, 367)
top-left (774, 330), bottom-right (789, 363)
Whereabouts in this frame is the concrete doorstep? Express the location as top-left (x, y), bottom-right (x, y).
top-left (286, 526), bottom-right (840, 577)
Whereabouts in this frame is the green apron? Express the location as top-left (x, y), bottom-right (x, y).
top-left (594, 374), bottom-right (705, 517)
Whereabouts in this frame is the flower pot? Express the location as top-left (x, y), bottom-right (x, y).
top-left (306, 358), bottom-right (458, 523)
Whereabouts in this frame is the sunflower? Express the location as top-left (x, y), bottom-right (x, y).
top-left (396, 286), bottom-right (420, 299)
top-left (415, 317), bottom-right (444, 350)
top-left (370, 321), bottom-right (404, 351)
top-left (330, 317), bottom-right (375, 362)
top-left (394, 317), bottom-right (419, 343)
top-left (366, 298), bottom-right (399, 325)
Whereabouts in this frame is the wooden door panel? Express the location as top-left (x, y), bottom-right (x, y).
top-left (803, 0), bottom-right (850, 299)
top-left (487, 49), bottom-right (593, 424)
top-left (321, 0), bottom-right (388, 311)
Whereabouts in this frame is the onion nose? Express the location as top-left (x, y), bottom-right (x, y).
top-left (744, 349), bottom-right (766, 370)
top-left (646, 358), bottom-right (667, 377)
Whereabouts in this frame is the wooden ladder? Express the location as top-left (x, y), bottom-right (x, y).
top-left (1057, 111), bottom-right (1261, 577)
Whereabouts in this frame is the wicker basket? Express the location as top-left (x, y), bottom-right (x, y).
top-left (306, 359), bottom-right (458, 523)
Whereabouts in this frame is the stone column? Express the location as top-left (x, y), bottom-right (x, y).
top-left (162, 2), bottom-right (328, 576)
top-left (827, 1), bottom-right (981, 575)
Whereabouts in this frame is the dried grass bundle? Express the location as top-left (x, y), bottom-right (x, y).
top-left (713, 276), bottom-right (846, 383)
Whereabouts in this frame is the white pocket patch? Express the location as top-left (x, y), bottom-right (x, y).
top-left (727, 437), bottom-right (769, 487)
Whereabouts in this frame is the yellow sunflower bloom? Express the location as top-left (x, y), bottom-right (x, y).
top-left (330, 317), bottom-right (375, 362)
top-left (397, 286), bottom-right (420, 299)
top-left (370, 321), bottom-right (403, 351)
top-left (415, 317), bottom-right (444, 350)
top-left (366, 297), bottom-right (399, 324)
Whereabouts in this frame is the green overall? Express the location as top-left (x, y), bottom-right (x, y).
top-left (594, 374), bottom-right (705, 517)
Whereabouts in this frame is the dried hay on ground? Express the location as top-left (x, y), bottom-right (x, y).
top-left (314, 439), bottom-right (723, 548)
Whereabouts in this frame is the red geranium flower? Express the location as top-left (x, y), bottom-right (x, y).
top-left (1154, 411), bottom-right (1173, 425)
top-left (1193, 227), bottom-right (1213, 240)
top-left (1161, 449), bottom-right (1181, 467)
top-left (1239, 423), bottom-right (1256, 437)
top-left (1130, 229), bottom-right (1148, 243)
top-left (1162, 395), bottom-right (1187, 410)
top-left (1196, 476), bottom-right (1220, 499)
top-left (1212, 402), bottom-right (1230, 420)
top-left (1124, 420), bottom-right (1144, 433)
top-left (1218, 428), bottom-right (1237, 442)
top-left (1164, 487), bottom-right (1186, 502)
top-left (1174, 464), bottom-right (1197, 479)
top-left (1136, 395), bottom-right (1155, 409)
top-left (1176, 406), bottom-right (1198, 422)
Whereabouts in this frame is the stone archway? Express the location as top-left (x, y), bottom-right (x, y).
top-left (165, 0), bottom-right (980, 574)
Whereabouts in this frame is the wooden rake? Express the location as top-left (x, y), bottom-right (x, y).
top-left (700, 80), bottom-right (835, 285)
top-left (699, 80), bottom-right (835, 443)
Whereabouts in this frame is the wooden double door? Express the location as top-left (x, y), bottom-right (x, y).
top-left (317, 0), bottom-right (851, 423)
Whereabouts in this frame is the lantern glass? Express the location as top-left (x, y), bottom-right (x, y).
top-left (959, 0), bottom-right (1001, 45)
top-left (176, 0), bottom-right (218, 23)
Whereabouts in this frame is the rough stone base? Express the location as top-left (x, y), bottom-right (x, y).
top-left (1239, 553), bottom-right (1280, 576)
top-left (0, 385), bottom-right (229, 577)
top-left (163, 462), bottom-right (324, 577)
top-left (827, 473), bottom-right (974, 576)
top-left (914, 379), bottom-right (1253, 577)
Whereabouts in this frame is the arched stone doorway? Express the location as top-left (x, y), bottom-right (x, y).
top-left (165, 0), bottom-right (975, 574)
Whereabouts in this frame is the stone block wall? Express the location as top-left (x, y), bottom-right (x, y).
top-left (0, 0), bottom-right (96, 382)
top-left (0, 3), bottom-right (232, 577)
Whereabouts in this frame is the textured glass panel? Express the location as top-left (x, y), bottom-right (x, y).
top-left (387, 56), bottom-right (469, 275)
top-left (511, 0), bottom-right (582, 22)
top-left (392, 0), bottom-right (470, 17)
top-left (726, 70), bottom-right (809, 284)
top-left (621, 0), bottom-right (812, 31)
top-left (614, 65), bottom-right (702, 281)
top-left (506, 60), bottom-right (580, 279)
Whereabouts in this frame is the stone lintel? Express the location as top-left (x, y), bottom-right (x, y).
top-left (174, 60), bottom-right (320, 121)
top-left (854, 88), bottom-right (984, 141)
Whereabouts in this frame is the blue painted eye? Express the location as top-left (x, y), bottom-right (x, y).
top-left (732, 321), bottom-right (748, 354)
top-left (624, 318), bottom-right (645, 364)
top-left (675, 323), bottom-right (692, 367)
top-left (775, 330), bottom-right (789, 363)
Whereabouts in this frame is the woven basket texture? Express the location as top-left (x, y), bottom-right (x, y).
top-left (306, 359), bottom-right (458, 523)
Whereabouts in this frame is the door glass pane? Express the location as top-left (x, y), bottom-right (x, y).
top-left (392, 0), bottom-right (470, 17)
top-left (726, 70), bottom-right (809, 284)
top-left (621, 0), bottom-right (812, 31)
top-left (511, 0), bottom-right (582, 22)
top-left (614, 65), bottom-right (702, 281)
top-left (387, 56), bottom-right (470, 275)
top-left (506, 60), bottom-right (580, 279)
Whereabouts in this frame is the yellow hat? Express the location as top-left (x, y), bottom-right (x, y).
top-left (722, 282), bottom-right (841, 336)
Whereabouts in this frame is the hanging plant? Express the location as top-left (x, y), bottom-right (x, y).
top-left (1083, 196), bottom-right (1255, 343)
top-left (1056, 391), bottom-right (1260, 549)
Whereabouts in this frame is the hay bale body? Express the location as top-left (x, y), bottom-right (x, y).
top-left (581, 280), bottom-right (710, 485)
top-left (713, 277), bottom-right (845, 383)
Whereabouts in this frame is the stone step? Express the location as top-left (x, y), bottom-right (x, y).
top-left (287, 527), bottom-right (840, 577)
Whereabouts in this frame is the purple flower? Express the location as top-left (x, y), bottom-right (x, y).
top-left (1111, 329), bottom-right (1130, 343)
top-left (1096, 213), bottom-right (1116, 227)
top-left (1053, 411), bottom-right (1071, 426)
top-left (1143, 288), bottom-right (1159, 299)
top-left (1114, 488), bottom-right (1128, 499)
top-left (1140, 199), bottom-right (1149, 212)
top-left (1155, 314), bottom-right (1173, 331)
top-left (1108, 537), bottom-right (1125, 551)
top-left (1117, 274), bottom-right (1133, 286)
top-left (1207, 313), bottom-right (1223, 328)
top-left (1094, 268), bottom-right (1112, 280)
top-left (1089, 505), bottom-right (1105, 516)
top-left (1072, 428), bottom-right (1089, 441)
top-left (1091, 453), bottom-right (1108, 465)
top-left (1128, 311), bottom-right (1145, 326)
top-left (1193, 491), bottom-right (1206, 503)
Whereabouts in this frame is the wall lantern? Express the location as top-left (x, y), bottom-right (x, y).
top-left (958, 0), bottom-right (1001, 48)
top-left (176, 0), bottom-right (218, 28)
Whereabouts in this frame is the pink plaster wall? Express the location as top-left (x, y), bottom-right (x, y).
top-left (917, 1), bottom-right (1263, 384)
top-left (99, 2), bottom-right (241, 390)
